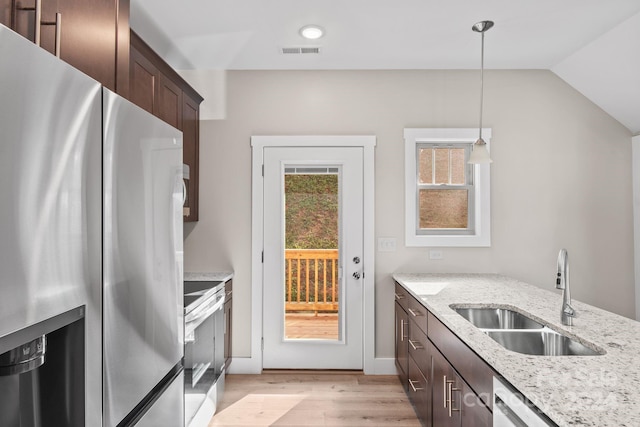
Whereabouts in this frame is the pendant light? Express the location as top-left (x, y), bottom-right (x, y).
top-left (468, 20), bottom-right (494, 164)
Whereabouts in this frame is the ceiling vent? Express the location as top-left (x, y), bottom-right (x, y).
top-left (281, 46), bottom-right (321, 55)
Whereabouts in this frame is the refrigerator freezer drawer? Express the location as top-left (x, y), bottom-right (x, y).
top-left (135, 371), bottom-right (185, 427)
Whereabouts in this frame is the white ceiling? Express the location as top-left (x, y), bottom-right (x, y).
top-left (130, 0), bottom-right (640, 134)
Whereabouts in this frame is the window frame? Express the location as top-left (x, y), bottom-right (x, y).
top-left (404, 128), bottom-right (491, 247)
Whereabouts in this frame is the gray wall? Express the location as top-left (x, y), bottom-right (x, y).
top-left (184, 69), bottom-right (635, 360)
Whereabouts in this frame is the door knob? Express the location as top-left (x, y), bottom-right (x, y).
top-left (352, 272), bottom-right (361, 280)
top-left (353, 256), bottom-right (360, 264)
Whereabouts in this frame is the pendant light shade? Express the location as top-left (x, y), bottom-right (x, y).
top-left (468, 20), bottom-right (494, 165)
top-left (468, 138), bottom-right (492, 164)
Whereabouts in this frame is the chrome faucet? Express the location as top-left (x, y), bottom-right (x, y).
top-left (556, 248), bottom-right (575, 326)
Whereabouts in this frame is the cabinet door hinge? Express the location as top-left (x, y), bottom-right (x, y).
top-left (262, 164), bottom-right (264, 176)
top-left (261, 251), bottom-right (264, 263)
top-left (261, 337), bottom-right (264, 351)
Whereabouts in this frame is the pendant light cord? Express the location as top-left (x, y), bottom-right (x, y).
top-left (479, 31), bottom-right (484, 141)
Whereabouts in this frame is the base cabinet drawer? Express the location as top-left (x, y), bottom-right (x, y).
top-left (395, 282), bottom-right (410, 311)
top-left (408, 355), bottom-right (431, 426)
top-left (408, 318), bottom-right (430, 376)
top-left (406, 297), bottom-right (428, 335)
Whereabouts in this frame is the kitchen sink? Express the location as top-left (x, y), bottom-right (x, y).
top-left (451, 305), bottom-right (604, 356)
top-left (485, 329), bottom-right (604, 356)
top-left (452, 306), bottom-right (544, 329)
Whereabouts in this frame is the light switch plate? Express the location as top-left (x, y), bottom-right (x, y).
top-left (378, 237), bottom-right (397, 252)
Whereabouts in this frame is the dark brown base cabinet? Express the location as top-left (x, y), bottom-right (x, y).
top-left (394, 282), bottom-right (492, 427)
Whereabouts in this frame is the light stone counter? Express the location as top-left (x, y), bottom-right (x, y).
top-left (184, 271), bottom-right (234, 282)
top-left (392, 273), bottom-right (640, 427)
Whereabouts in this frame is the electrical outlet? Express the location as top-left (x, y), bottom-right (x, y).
top-left (429, 250), bottom-right (443, 260)
top-left (378, 237), bottom-right (397, 252)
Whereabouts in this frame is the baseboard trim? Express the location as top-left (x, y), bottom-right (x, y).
top-left (227, 357), bottom-right (397, 375)
top-left (371, 357), bottom-right (397, 375)
top-left (226, 357), bottom-right (261, 374)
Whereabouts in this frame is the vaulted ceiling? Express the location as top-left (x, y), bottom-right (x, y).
top-left (130, 0), bottom-right (640, 134)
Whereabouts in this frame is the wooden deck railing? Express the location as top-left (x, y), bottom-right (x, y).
top-left (285, 249), bottom-right (339, 313)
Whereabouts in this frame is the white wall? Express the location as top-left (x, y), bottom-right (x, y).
top-left (184, 69), bottom-right (635, 360)
top-left (177, 69), bottom-right (227, 120)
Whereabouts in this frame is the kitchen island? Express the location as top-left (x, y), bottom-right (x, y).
top-left (393, 273), bottom-right (640, 427)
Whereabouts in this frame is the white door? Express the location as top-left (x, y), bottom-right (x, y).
top-left (262, 146), bottom-right (364, 369)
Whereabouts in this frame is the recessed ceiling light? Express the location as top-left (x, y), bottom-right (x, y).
top-left (299, 25), bottom-right (324, 40)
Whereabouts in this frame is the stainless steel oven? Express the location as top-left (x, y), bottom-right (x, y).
top-left (184, 281), bottom-right (226, 427)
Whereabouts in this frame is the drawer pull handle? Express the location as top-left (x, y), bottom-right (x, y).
top-left (408, 340), bottom-right (423, 350)
top-left (443, 375), bottom-right (448, 408)
top-left (446, 380), bottom-right (461, 417)
top-left (407, 308), bottom-right (422, 317)
top-left (394, 293), bottom-right (404, 300)
top-left (408, 379), bottom-right (423, 392)
top-left (400, 320), bottom-right (408, 341)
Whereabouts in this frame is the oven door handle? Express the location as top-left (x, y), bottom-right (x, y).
top-left (185, 293), bottom-right (226, 332)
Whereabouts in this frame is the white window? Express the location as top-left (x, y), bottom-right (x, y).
top-left (404, 128), bottom-right (491, 247)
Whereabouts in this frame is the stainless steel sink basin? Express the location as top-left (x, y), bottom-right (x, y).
top-left (485, 329), bottom-right (604, 356)
top-left (452, 307), bottom-right (544, 329)
top-left (451, 305), bottom-right (604, 356)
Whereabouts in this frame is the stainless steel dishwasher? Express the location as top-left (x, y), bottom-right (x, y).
top-left (493, 377), bottom-right (556, 427)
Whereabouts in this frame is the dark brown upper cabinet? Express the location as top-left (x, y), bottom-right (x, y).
top-left (129, 30), bottom-right (203, 222)
top-left (1, 0), bottom-right (130, 97)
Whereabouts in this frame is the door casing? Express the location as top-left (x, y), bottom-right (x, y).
top-left (245, 135), bottom-right (376, 373)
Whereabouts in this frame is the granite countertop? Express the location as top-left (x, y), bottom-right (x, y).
top-left (392, 273), bottom-right (640, 427)
top-left (184, 271), bottom-right (234, 282)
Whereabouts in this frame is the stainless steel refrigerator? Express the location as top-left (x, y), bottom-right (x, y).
top-left (102, 88), bottom-right (184, 427)
top-left (0, 24), bottom-right (185, 427)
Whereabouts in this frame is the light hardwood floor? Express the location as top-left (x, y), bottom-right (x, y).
top-left (209, 372), bottom-right (421, 426)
